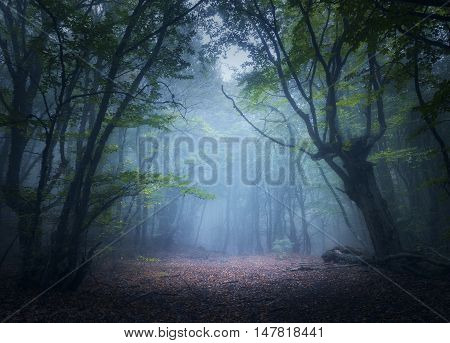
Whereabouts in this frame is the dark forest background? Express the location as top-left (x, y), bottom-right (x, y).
top-left (0, 0), bottom-right (449, 294)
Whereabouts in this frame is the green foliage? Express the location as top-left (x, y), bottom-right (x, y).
top-left (103, 144), bottom-right (119, 154)
top-left (240, 67), bottom-right (279, 102)
top-left (156, 271), bottom-right (169, 277)
top-left (336, 93), bottom-right (364, 108)
top-left (95, 210), bottom-right (125, 237)
top-left (179, 186), bottom-right (215, 200)
top-left (415, 80), bottom-right (450, 126)
top-left (137, 256), bottom-right (160, 263)
top-left (370, 147), bottom-right (435, 165)
top-left (112, 104), bottom-right (176, 129)
top-left (272, 239), bottom-right (294, 259)
top-left (443, 227), bottom-right (450, 242)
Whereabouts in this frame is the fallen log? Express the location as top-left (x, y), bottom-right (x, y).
top-left (321, 246), bottom-right (366, 264)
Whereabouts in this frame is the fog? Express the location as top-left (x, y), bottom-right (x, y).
top-left (119, 55), bottom-right (371, 258)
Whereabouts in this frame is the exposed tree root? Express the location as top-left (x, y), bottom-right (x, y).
top-left (373, 252), bottom-right (450, 278)
top-left (322, 246), bottom-right (450, 279)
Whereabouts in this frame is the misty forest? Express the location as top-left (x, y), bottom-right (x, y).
top-left (0, 0), bottom-right (450, 323)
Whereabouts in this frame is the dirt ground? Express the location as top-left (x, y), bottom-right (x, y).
top-left (1, 255), bottom-right (449, 322)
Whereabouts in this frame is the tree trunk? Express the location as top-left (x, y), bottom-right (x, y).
top-left (17, 214), bottom-right (41, 286)
top-left (252, 187), bottom-right (263, 254)
top-left (288, 190), bottom-right (300, 253)
top-left (294, 159), bottom-right (311, 254)
top-left (317, 163), bottom-right (367, 249)
top-left (343, 159), bottom-right (401, 257)
top-left (266, 191), bottom-right (273, 250)
top-left (194, 202), bottom-right (206, 247)
top-left (222, 188), bottom-right (232, 253)
top-left (373, 142), bottom-right (398, 213)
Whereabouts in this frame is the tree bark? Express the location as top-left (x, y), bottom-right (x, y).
top-left (222, 188), bottom-right (232, 253)
top-left (194, 202), bottom-right (206, 247)
top-left (342, 159), bottom-right (402, 257)
top-left (253, 187), bottom-right (264, 254)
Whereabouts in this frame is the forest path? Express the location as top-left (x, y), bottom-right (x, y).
top-left (1, 255), bottom-right (449, 322)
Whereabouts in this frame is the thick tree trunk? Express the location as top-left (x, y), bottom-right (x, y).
top-left (317, 163), bottom-right (368, 248)
top-left (373, 142), bottom-right (397, 212)
top-left (17, 214), bottom-right (41, 287)
top-left (4, 89), bottom-right (43, 287)
top-left (343, 160), bottom-right (401, 257)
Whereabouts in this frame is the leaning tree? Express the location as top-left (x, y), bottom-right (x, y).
top-left (216, 0), bottom-right (413, 257)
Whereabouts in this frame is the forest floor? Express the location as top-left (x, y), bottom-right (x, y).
top-left (1, 254), bottom-right (449, 322)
